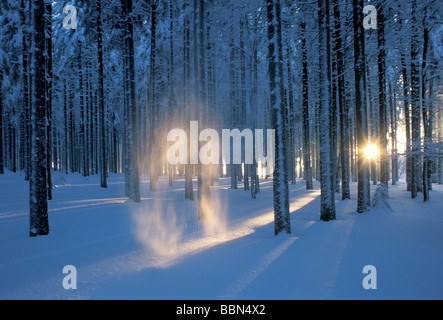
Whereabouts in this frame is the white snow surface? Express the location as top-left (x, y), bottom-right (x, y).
top-left (0, 171), bottom-right (442, 300)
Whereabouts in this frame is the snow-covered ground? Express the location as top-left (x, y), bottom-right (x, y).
top-left (0, 171), bottom-right (442, 300)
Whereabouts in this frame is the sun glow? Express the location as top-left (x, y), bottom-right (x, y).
top-left (364, 144), bottom-right (379, 160)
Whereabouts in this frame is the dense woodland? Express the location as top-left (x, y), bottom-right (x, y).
top-left (0, 0), bottom-right (442, 237)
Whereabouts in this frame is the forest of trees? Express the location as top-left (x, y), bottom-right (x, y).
top-left (0, 0), bottom-right (442, 237)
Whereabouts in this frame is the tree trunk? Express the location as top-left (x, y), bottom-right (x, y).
top-left (69, 85), bottom-right (74, 173)
top-left (301, 22), bottom-right (313, 191)
top-left (401, 53), bottom-right (412, 191)
top-left (45, 3), bottom-right (53, 200)
top-left (149, 1), bottom-right (158, 192)
top-left (84, 62), bottom-right (91, 176)
top-left (64, 81), bottom-right (68, 174)
top-left (97, 0), bottom-right (107, 188)
top-left (333, 0), bottom-right (350, 199)
top-left (377, 3), bottom-right (389, 194)
top-left (318, 0), bottom-right (336, 221)
top-left (183, 1), bottom-right (194, 201)
top-left (29, 0), bottom-right (49, 237)
top-left (240, 18), bottom-right (249, 191)
top-left (327, 0), bottom-right (338, 197)
top-left (20, 0), bottom-right (30, 179)
top-left (168, 0), bottom-right (175, 188)
top-left (285, 44), bottom-right (296, 186)
top-left (421, 19), bottom-right (430, 202)
top-left (78, 41), bottom-right (87, 178)
top-left (197, 0), bottom-right (211, 220)
top-left (88, 62), bottom-right (95, 175)
top-left (267, 0), bottom-right (291, 235)
top-left (122, 0), bottom-right (141, 202)
top-left (229, 29), bottom-right (238, 190)
top-left (250, 28), bottom-right (259, 199)
top-left (410, 0), bottom-right (421, 199)
top-left (389, 82), bottom-right (398, 185)
top-left (353, 0), bottom-right (370, 213)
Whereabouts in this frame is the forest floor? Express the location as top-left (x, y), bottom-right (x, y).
top-left (0, 170), bottom-right (442, 300)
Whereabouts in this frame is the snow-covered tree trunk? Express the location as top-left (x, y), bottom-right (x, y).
top-left (149, 1), bottom-right (158, 192)
top-left (78, 40), bottom-right (86, 178)
top-left (93, 87), bottom-right (99, 175)
top-left (240, 18), bottom-right (250, 191)
top-left (45, 2), bottom-right (53, 199)
top-left (399, 17), bottom-right (411, 190)
top-left (267, 0), bottom-right (291, 235)
top-left (183, 0), bottom-right (194, 201)
top-left (84, 62), bottom-right (90, 176)
top-left (97, 0), bottom-right (107, 189)
top-left (197, 0), bottom-right (211, 220)
top-left (207, 9), bottom-right (218, 187)
top-left (29, 0), bottom-right (49, 237)
top-left (229, 30), bottom-right (238, 190)
top-left (318, 0), bottom-right (336, 221)
top-left (333, 0), bottom-right (350, 200)
top-left (410, 0), bottom-right (421, 199)
top-left (63, 81), bottom-right (68, 174)
top-left (88, 62), bottom-right (94, 175)
top-left (285, 44), bottom-right (296, 186)
top-left (389, 82), bottom-right (399, 185)
top-left (168, 0), bottom-right (175, 188)
top-left (327, 0), bottom-right (338, 196)
top-left (353, 0), bottom-right (370, 213)
top-left (20, 0), bottom-right (30, 180)
top-left (401, 52), bottom-right (412, 192)
top-left (421, 7), bottom-right (431, 202)
top-left (368, 74), bottom-right (377, 186)
top-left (122, 0), bottom-right (140, 202)
top-left (69, 84), bottom-right (74, 173)
top-left (250, 25), bottom-right (259, 198)
top-left (275, 0), bottom-right (289, 189)
top-left (123, 21), bottom-right (130, 195)
top-left (301, 21), bottom-right (313, 191)
top-left (128, 0), bottom-right (140, 201)
top-left (377, 2), bottom-right (389, 195)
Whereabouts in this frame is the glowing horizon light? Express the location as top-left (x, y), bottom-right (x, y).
top-left (364, 144), bottom-right (379, 160)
